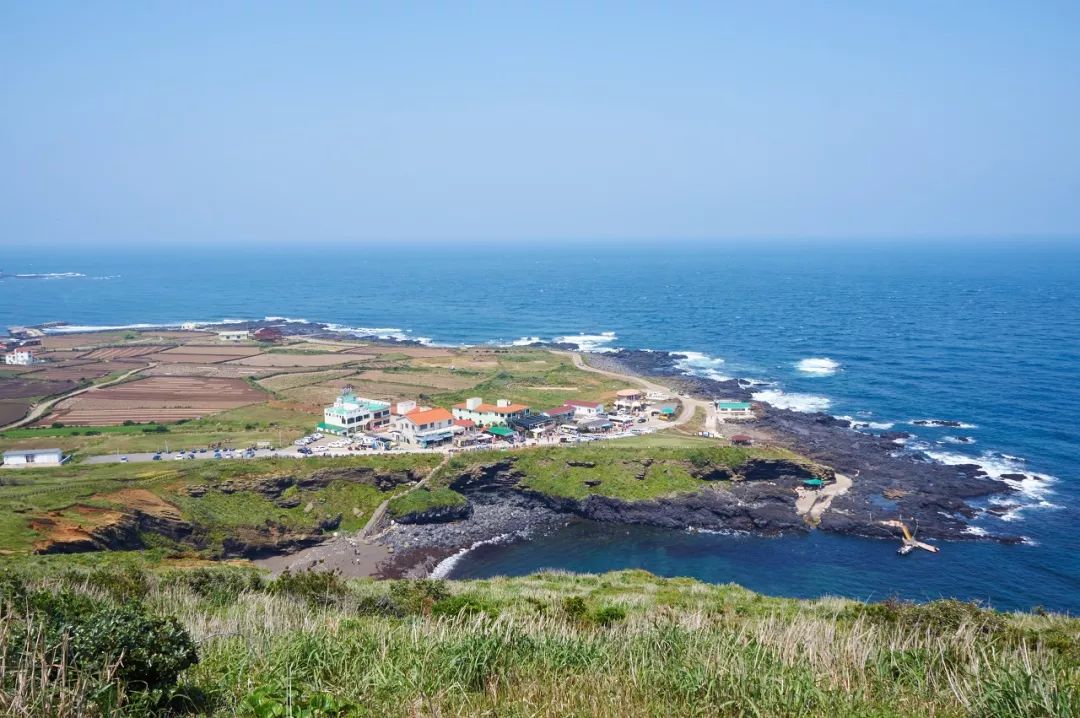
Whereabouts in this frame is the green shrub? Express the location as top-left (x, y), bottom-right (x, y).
top-left (388, 579), bottom-right (449, 614)
top-left (432, 593), bottom-right (499, 619)
top-left (160, 566), bottom-right (264, 605)
top-left (591, 605), bottom-right (627, 626)
top-left (861, 598), bottom-right (1008, 637)
top-left (76, 564), bottom-right (152, 603)
top-left (562, 595), bottom-right (588, 621)
top-left (270, 569), bottom-right (347, 607)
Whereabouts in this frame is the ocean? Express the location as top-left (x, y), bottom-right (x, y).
top-left (2, 240), bottom-right (1078, 612)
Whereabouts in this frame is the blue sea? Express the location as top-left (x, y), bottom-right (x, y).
top-left (2, 241), bottom-right (1078, 613)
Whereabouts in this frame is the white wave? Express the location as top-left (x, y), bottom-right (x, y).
top-left (922, 449), bottom-right (1058, 505)
top-left (263, 316), bottom-right (310, 324)
top-left (964, 526), bottom-right (989, 537)
top-left (941, 436), bottom-right (976, 445)
top-left (510, 336), bottom-right (543, 346)
top-left (673, 350), bottom-right (732, 381)
top-left (752, 389), bottom-right (831, 413)
top-left (685, 526), bottom-right (748, 536)
top-left (429, 533), bottom-right (517, 579)
top-left (796, 357), bottom-right (841, 376)
top-left (323, 323), bottom-right (432, 345)
top-left (866, 421), bottom-right (895, 430)
top-left (11, 272), bottom-right (86, 279)
top-left (908, 418), bottom-right (978, 429)
top-left (44, 322), bottom-right (179, 334)
top-left (553, 331), bottom-right (618, 353)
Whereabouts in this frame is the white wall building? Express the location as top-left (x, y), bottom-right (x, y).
top-left (320, 390), bottom-right (391, 434)
top-left (395, 407), bottom-right (455, 447)
top-left (714, 401), bottom-right (754, 420)
top-left (452, 397), bottom-right (530, 426)
top-left (564, 400), bottom-right (605, 417)
top-left (2, 448), bottom-right (63, 467)
top-left (217, 330), bottom-right (249, 341)
top-left (4, 349), bottom-right (33, 365)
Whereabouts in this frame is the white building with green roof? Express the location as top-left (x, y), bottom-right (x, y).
top-left (714, 400), bottom-right (754, 420)
top-left (320, 389), bottom-right (391, 435)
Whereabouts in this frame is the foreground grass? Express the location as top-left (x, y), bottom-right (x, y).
top-left (1, 565), bottom-right (1076, 717)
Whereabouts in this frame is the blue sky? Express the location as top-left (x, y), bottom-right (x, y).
top-left (2, 2), bottom-right (1079, 245)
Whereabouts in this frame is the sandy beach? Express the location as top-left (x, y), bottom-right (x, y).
top-left (253, 535), bottom-right (390, 577)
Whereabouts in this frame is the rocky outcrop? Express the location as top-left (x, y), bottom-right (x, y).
top-left (393, 501), bottom-right (473, 525)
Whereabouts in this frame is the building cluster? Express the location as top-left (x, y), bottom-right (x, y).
top-left (314, 385), bottom-right (753, 450)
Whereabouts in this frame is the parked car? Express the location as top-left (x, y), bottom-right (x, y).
top-left (120, 456), bottom-right (128, 462)
top-left (152, 454), bottom-right (162, 461)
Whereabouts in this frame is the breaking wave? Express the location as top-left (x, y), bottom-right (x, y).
top-left (430, 533), bottom-right (519, 579)
top-left (673, 351), bottom-right (732, 381)
top-left (553, 331), bottom-right (618, 352)
top-left (752, 389), bottom-right (831, 413)
top-left (921, 448), bottom-right (1060, 521)
top-left (796, 357), bottom-right (841, 376)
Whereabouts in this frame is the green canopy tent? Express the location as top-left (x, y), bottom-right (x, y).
top-left (802, 478), bottom-right (825, 488)
top-left (486, 426), bottom-right (515, 438)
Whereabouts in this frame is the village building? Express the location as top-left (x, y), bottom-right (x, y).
top-left (714, 400), bottom-right (754, 420)
top-left (390, 400), bottom-right (417, 416)
top-left (395, 407), bottom-right (455, 447)
top-left (646, 390), bottom-right (669, 402)
top-left (731, 434), bottom-right (755, 446)
top-left (652, 403), bottom-right (679, 420)
top-left (2, 448), bottom-right (63, 468)
top-left (452, 397), bottom-right (530, 426)
top-left (217, 329), bottom-right (249, 342)
top-left (613, 389), bottom-right (645, 412)
top-left (252, 327), bottom-right (284, 343)
top-left (510, 413), bottom-right (554, 437)
top-left (576, 417), bottom-right (613, 433)
top-left (542, 405), bottom-right (577, 424)
top-left (564, 399), bottom-right (605, 417)
top-left (319, 389), bottom-right (391, 435)
top-left (4, 349), bottom-right (34, 365)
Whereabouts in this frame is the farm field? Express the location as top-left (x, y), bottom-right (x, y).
top-left (225, 352), bottom-right (359, 368)
top-left (79, 345), bottom-right (165, 360)
top-left (256, 368), bottom-right (355, 393)
top-left (37, 376), bottom-right (266, 425)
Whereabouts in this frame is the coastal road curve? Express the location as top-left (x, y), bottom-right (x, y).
top-left (564, 352), bottom-right (717, 433)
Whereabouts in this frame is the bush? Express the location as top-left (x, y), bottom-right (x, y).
top-left (270, 569), bottom-right (347, 607)
top-left (246, 686), bottom-right (357, 718)
top-left (432, 593), bottom-right (499, 619)
top-left (591, 605), bottom-right (627, 626)
top-left (4, 585), bottom-right (198, 695)
top-left (860, 598), bottom-right (1008, 637)
top-left (67, 605), bottom-right (198, 691)
top-left (71, 564), bottom-right (151, 603)
top-left (160, 566), bottom-right (264, 605)
top-left (51, 422), bottom-right (65, 429)
top-left (122, 420), bottom-right (137, 426)
top-left (562, 596), bottom-right (588, 621)
top-left (389, 579), bottom-right (449, 615)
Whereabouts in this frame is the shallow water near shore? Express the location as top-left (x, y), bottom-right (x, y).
top-left (3, 241), bottom-right (1079, 612)
top-left (448, 520), bottom-right (1077, 613)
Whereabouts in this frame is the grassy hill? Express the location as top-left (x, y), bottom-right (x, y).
top-left (0, 564), bottom-right (1075, 717)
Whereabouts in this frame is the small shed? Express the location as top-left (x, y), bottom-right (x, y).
top-left (731, 434), bottom-right (754, 446)
top-left (2, 448), bottom-right (64, 468)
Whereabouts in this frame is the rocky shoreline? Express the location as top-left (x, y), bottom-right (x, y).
top-left (365, 348), bottom-right (1028, 577)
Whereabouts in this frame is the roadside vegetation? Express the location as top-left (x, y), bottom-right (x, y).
top-left (0, 564), bottom-right (1074, 717)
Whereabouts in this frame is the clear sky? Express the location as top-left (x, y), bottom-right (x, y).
top-left (2, 2), bottom-right (1079, 246)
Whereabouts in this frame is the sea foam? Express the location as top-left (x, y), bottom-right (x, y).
top-left (752, 389), bottom-right (831, 412)
top-left (796, 357), bottom-right (841, 375)
top-left (672, 351), bottom-right (732, 381)
top-left (553, 331), bottom-right (618, 352)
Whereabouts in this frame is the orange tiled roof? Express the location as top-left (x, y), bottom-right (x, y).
top-left (454, 402), bottom-right (529, 414)
top-left (403, 407), bottom-right (453, 425)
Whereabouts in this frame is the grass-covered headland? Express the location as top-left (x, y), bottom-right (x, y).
top-left (1, 563), bottom-right (1075, 717)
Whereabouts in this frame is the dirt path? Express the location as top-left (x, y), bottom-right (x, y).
top-left (564, 352), bottom-right (716, 431)
top-left (0, 363), bottom-right (155, 431)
